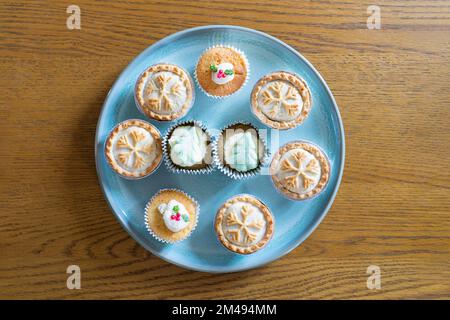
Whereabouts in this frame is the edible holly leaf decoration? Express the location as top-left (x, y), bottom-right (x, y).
top-left (209, 64), bottom-right (218, 72)
top-left (182, 214), bottom-right (189, 222)
top-left (173, 205), bottom-right (179, 213)
top-left (224, 69), bottom-right (234, 75)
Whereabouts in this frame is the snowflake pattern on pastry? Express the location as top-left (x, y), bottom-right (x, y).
top-left (257, 80), bottom-right (304, 121)
top-left (113, 127), bottom-right (157, 172)
top-left (141, 70), bottom-right (189, 115)
top-left (144, 72), bottom-right (186, 112)
top-left (276, 149), bottom-right (321, 194)
top-left (158, 200), bottom-right (190, 233)
top-left (224, 204), bottom-right (266, 246)
top-left (215, 195), bottom-right (274, 254)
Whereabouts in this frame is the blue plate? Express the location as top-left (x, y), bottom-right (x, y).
top-left (95, 25), bottom-right (345, 273)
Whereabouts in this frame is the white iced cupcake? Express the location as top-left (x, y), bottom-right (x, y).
top-left (213, 122), bottom-right (268, 179)
top-left (145, 189), bottom-right (199, 243)
top-left (163, 120), bottom-right (214, 174)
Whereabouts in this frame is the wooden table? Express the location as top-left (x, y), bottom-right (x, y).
top-left (1, 0), bottom-right (449, 299)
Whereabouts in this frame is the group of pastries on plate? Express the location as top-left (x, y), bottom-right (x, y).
top-left (104, 45), bottom-right (330, 255)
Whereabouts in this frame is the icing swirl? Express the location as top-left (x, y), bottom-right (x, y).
top-left (169, 126), bottom-right (207, 167)
top-left (224, 130), bottom-right (259, 172)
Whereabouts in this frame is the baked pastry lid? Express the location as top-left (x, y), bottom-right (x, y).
top-left (214, 194), bottom-right (275, 254)
top-left (270, 140), bottom-right (330, 201)
top-left (104, 119), bottom-right (163, 179)
top-left (134, 63), bottom-right (195, 121)
top-left (250, 71), bottom-right (312, 130)
top-left (212, 121), bottom-right (270, 179)
top-left (144, 188), bottom-right (200, 244)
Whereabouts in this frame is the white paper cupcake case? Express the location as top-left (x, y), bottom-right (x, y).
top-left (162, 119), bottom-right (215, 174)
top-left (144, 188), bottom-right (200, 244)
top-left (212, 121), bottom-right (270, 180)
top-left (194, 44), bottom-right (250, 99)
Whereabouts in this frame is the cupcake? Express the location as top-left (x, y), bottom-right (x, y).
top-left (214, 122), bottom-right (268, 179)
top-left (251, 71), bottom-right (312, 130)
top-left (135, 63), bottom-right (195, 121)
top-left (104, 119), bottom-right (163, 179)
top-left (145, 189), bottom-right (199, 243)
top-left (195, 45), bottom-right (249, 98)
top-left (270, 141), bottom-right (330, 200)
top-left (215, 194), bottom-right (274, 254)
top-left (163, 120), bottom-right (214, 174)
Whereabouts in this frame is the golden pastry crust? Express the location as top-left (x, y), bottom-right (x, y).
top-left (196, 47), bottom-right (248, 97)
top-left (251, 71), bottom-right (312, 130)
top-left (215, 195), bottom-right (274, 254)
top-left (145, 189), bottom-right (198, 243)
top-left (105, 119), bottom-right (162, 178)
top-left (270, 141), bottom-right (329, 200)
top-left (135, 64), bottom-right (194, 121)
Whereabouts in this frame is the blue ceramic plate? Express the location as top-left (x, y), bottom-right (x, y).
top-left (95, 25), bottom-right (345, 273)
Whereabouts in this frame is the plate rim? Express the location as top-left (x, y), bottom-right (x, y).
top-left (95, 24), bottom-right (346, 273)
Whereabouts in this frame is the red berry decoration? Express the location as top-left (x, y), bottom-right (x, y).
top-left (170, 211), bottom-right (181, 221)
top-left (217, 70), bottom-right (223, 78)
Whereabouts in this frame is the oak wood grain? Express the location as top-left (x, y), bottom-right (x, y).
top-left (1, 0), bottom-right (449, 299)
